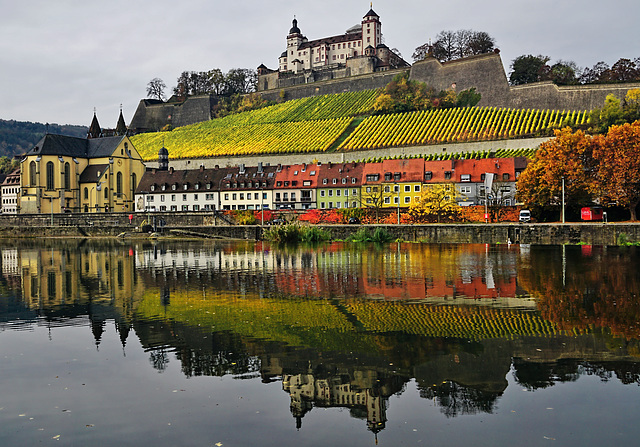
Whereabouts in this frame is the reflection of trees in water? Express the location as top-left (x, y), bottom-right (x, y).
top-left (519, 245), bottom-right (640, 341)
top-left (149, 349), bottom-right (170, 372)
top-left (420, 381), bottom-right (498, 417)
top-left (513, 359), bottom-right (640, 389)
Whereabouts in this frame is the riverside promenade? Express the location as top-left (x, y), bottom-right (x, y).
top-left (0, 212), bottom-right (638, 245)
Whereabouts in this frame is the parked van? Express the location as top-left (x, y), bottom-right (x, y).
top-left (519, 210), bottom-right (531, 223)
top-left (581, 207), bottom-right (603, 221)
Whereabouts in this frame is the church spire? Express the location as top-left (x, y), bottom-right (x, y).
top-left (88, 109), bottom-right (102, 139)
top-left (115, 105), bottom-right (127, 136)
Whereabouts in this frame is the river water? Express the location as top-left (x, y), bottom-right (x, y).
top-left (1, 239), bottom-right (639, 446)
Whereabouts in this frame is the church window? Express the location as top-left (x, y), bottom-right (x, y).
top-left (46, 161), bottom-right (54, 190)
top-left (64, 162), bottom-right (71, 190)
top-left (84, 187), bottom-right (88, 200)
top-left (29, 161), bottom-right (36, 186)
top-left (117, 172), bottom-right (123, 195)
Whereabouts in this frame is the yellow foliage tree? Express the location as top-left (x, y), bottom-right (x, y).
top-left (409, 184), bottom-right (461, 223)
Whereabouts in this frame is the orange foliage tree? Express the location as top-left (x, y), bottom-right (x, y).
top-left (517, 127), bottom-right (597, 214)
top-left (594, 121), bottom-right (640, 220)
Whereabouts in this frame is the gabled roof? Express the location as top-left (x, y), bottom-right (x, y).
top-left (24, 134), bottom-right (125, 159)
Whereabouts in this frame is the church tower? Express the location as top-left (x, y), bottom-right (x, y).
top-left (88, 111), bottom-right (102, 139)
top-left (361, 6), bottom-right (381, 49)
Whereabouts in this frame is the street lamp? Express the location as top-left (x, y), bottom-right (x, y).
top-left (561, 176), bottom-right (565, 223)
top-left (396, 183), bottom-right (400, 225)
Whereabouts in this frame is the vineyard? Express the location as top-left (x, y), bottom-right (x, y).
top-left (131, 87), bottom-right (586, 161)
top-left (339, 107), bottom-right (588, 151)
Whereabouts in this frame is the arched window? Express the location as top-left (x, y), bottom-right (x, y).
top-left (46, 161), bottom-right (54, 190)
top-left (30, 161), bottom-right (37, 186)
top-left (116, 172), bottom-right (123, 196)
top-left (104, 187), bottom-right (109, 200)
top-left (131, 173), bottom-right (137, 195)
top-left (64, 162), bottom-right (71, 190)
top-left (84, 187), bottom-right (89, 200)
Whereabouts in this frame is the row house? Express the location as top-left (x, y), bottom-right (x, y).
top-left (1, 169), bottom-right (20, 214)
top-left (219, 163), bottom-right (277, 211)
top-left (316, 162), bottom-right (363, 210)
top-left (273, 163), bottom-right (318, 210)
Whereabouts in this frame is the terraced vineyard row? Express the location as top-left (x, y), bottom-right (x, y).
top-left (132, 117), bottom-right (353, 160)
top-left (209, 89), bottom-right (379, 128)
top-left (346, 301), bottom-right (562, 340)
top-left (354, 148), bottom-right (536, 164)
top-left (339, 107), bottom-right (588, 151)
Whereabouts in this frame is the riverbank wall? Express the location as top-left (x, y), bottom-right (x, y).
top-left (0, 213), bottom-right (638, 245)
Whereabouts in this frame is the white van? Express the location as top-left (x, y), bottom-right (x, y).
top-left (519, 210), bottom-right (531, 223)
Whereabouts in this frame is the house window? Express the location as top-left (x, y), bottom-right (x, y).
top-left (385, 173), bottom-right (392, 181)
top-left (323, 179), bottom-right (328, 184)
top-left (460, 174), bottom-right (471, 182)
top-left (83, 187), bottom-right (88, 200)
top-left (328, 190), bottom-right (333, 197)
top-left (444, 171), bottom-right (452, 180)
top-left (321, 190), bottom-right (325, 197)
top-left (384, 197), bottom-right (390, 204)
top-left (172, 194), bottom-right (176, 201)
top-left (183, 194), bottom-right (187, 201)
top-left (384, 185), bottom-right (390, 193)
top-left (503, 173), bottom-right (510, 180)
top-left (460, 186), bottom-right (472, 194)
top-left (224, 193), bottom-right (229, 200)
top-left (104, 187), bottom-right (109, 199)
top-left (404, 185), bottom-right (411, 192)
top-left (425, 171), bottom-right (432, 181)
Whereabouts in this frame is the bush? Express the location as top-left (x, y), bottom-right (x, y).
top-left (347, 227), bottom-right (393, 243)
top-left (263, 223), bottom-right (331, 243)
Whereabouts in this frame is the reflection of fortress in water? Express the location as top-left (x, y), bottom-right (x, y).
top-left (3, 241), bottom-right (640, 435)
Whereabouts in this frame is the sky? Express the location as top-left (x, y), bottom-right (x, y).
top-left (1, 0), bottom-right (638, 127)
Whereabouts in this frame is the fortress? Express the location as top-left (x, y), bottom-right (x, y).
top-left (129, 8), bottom-right (640, 134)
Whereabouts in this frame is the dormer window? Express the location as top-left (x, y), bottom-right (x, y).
top-left (172, 184), bottom-right (177, 190)
top-left (342, 178), bottom-right (347, 184)
top-left (332, 179), bottom-right (337, 184)
top-left (323, 179), bottom-right (328, 185)
top-left (183, 184), bottom-right (188, 190)
top-left (150, 185), bottom-right (155, 192)
top-left (195, 183), bottom-right (200, 190)
top-left (161, 184), bottom-right (166, 191)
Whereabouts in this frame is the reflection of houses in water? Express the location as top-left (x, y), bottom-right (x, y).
top-left (283, 371), bottom-right (386, 434)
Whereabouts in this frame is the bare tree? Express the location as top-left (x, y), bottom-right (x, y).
top-left (146, 78), bottom-right (167, 101)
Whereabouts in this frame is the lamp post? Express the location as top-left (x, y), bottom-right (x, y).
top-left (260, 186), bottom-right (264, 225)
top-left (561, 176), bottom-right (565, 223)
top-left (396, 183), bottom-right (400, 225)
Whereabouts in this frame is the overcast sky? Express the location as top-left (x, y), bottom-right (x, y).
top-left (1, 0), bottom-right (638, 126)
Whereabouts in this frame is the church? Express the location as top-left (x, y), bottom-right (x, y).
top-left (257, 7), bottom-right (408, 91)
top-left (19, 111), bottom-right (146, 214)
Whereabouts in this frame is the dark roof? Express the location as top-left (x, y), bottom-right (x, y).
top-left (299, 31), bottom-right (363, 50)
top-left (289, 18), bottom-right (301, 35)
top-left (363, 8), bottom-right (379, 18)
top-left (158, 146), bottom-right (169, 156)
top-left (88, 113), bottom-right (102, 138)
top-left (79, 164), bottom-right (108, 184)
top-left (115, 110), bottom-right (127, 135)
top-left (25, 134), bottom-right (124, 159)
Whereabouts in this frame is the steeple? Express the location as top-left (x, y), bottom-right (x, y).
top-left (115, 105), bottom-right (127, 136)
top-left (88, 110), bottom-right (102, 139)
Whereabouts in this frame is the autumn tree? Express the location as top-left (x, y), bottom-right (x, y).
top-left (146, 78), bottom-right (167, 101)
top-left (360, 183), bottom-right (396, 223)
top-left (593, 121), bottom-right (640, 220)
top-left (373, 72), bottom-right (433, 114)
top-left (517, 127), bottom-right (597, 215)
top-left (409, 184), bottom-right (461, 223)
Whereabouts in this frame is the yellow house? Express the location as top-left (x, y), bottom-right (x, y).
top-left (20, 115), bottom-right (146, 214)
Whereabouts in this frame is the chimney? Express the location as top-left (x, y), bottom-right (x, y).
top-left (258, 162), bottom-right (263, 173)
top-left (200, 165), bottom-right (204, 172)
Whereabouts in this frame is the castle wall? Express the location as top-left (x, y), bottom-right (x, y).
top-left (129, 95), bottom-right (215, 133)
top-left (259, 68), bottom-right (407, 102)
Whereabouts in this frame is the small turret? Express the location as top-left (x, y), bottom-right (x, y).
top-left (115, 106), bottom-right (127, 136)
top-left (158, 144), bottom-right (169, 171)
top-left (88, 111), bottom-right (102, 139)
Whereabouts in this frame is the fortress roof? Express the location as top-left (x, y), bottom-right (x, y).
top-left (298, 31), bottom-right (363, 50)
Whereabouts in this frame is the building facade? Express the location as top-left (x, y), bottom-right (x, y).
top-left (1, 169), bottom-right (20, 214)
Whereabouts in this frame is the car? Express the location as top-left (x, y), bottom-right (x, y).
top-left (348, 217), bottom-right (361, 224)
top-left (519, 210), bottom-right (531, 223)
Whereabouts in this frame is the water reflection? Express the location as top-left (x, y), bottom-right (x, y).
top-left (1, 239), bottom-right (640, 439)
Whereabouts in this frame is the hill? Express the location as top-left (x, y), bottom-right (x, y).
top-left (0, 119), bottom-right (88, 158)
top-left (130, 89), bottom-right (586, 162)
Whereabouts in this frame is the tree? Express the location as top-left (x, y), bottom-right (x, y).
top-left (412, 29), bottom-right (496, 63)
top-left (509, 55), bottom-right (550, 85)
top-left (360, 183), bottom-right (397, 223)
top-left (548, 61), bottom-right (580, 85)
top-left (517, 127), bottom-right (596, 215)
top-left (146, 78), bottom-right (166, 101)
top-left (608, 58), bottom-right (639, 82)
top-left (373, 72), bottom-right (433, 114)
top-left (594, 121), bottom-right (640, 220)
top-left (579, 61), bottom-right (610, 84)
top-left (224, 68), bottom-right (257, 95)
top-left (476, 180), bottom-right (516, 222)
top-left (409, 184), bottom-right (461, 223)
